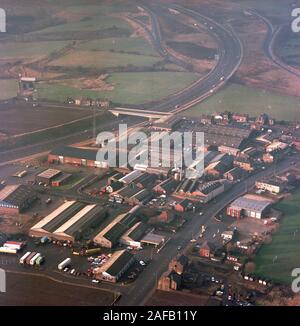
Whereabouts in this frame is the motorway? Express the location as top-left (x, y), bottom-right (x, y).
top-left (250, 10), bottom-right (300, 78)
top-left (124, 3), bottom-right (243, 113)
top-left (117, 154), bottom-right (300, 306)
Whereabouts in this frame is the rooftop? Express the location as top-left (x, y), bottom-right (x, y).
top-left (229, 196), bottom-right (272, 213)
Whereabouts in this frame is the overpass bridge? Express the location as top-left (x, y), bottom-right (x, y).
top-left (109, 107), bottom-right (172, 120)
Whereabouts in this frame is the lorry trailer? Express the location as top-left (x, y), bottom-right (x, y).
top-left (35, 256), bottom-right (45, 266)
top-left (30, 253), bottom-right (41, 265)
top-left (0, 247), bottom-right (17, 254)
top-left (19, 251), bottom-right (32, 264)
top-left (58, 258), bottom-right (71, 270)
top-left (25, 252), bottom-right (37, 265)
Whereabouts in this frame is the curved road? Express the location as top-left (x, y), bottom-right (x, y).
top-left (250, 9), bottom-right (300, 78)
top-left (125, 4), bottom-right (243, 113)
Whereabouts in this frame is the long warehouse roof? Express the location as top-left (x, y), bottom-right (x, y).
top-left (53, 204), bottom-right (96, 234)
top-left (31, 201), bottom-right (76, 231)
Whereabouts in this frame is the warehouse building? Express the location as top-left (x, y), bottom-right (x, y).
top-left (93, 207), bottom-right (139, 248)
top-left (36, 169), bottom-right (62, 185)
top-left (94, 250), bottom-right (135, 283)
top-left (153, 178), bottom-right (178, 195)
top-left (52, 205), bottom-right (107, 242)
top-left (29, 201), bottom-right (85, 238)
top-left (120, 222), bottom-right (148, 249)
top-left (255, 179), bottom-right (286, 194)
top-left (227, 196), bottom-right (272, 219)
top-left (141, 232), bottom-right (165, 247)
top-left (0, 185), bottom-right (36, 214)
top-left (48, 145), bottom-right (109, 168)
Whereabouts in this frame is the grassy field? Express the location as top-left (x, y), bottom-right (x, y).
top-left (0, 79), bottom-right (18, 100)
top-left (0, 41), bottom-right (72, 58)
top-left (48, 50), bottom-right (162, 69)
top-left (37, 72), bottom-right (199, 104)
top-left (76, 37), bottom-right (158, 57)
top-left (255, 190), bottom-right (300, 284)
top-left (33, 15), bottom-right (130, 34)
top-left (183, 83), bottom-right (300, 121)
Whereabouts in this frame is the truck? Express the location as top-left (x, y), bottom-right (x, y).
top-left (25, 252), bottom-right (37, 265)
top-left (35, 256), bottom-right (45, 266)
top-left (4, 241), bottom-right (23, 251)
top-left (19, 251), bottom-right (31, 264)
top-left (30, 253), bottom-right (41, 266)
top-left (40, 236), bottom-right (50, 244)
top-left (58, 258), bottom-right (71, 271)
top-left (0, 247), bottom-right (17, 254)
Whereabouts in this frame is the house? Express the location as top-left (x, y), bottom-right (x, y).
top-left (157, 271), bottom-right (182, 291)
top-left (255, 179), bottom-right (286, 194)
top-left (174, 199), bottom-right (193, 213)
top-left (233, 156), bottom-right (254, 172)
top-left (232, 113), bottom-right (249, 123)
top-left (199, 241), bottom-right (215, 258)
top-left (169, 255), bottom-right (188, 275)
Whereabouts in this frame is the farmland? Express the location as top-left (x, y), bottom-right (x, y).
top-left (37, 72), bottom-right (199, 105)
top-left (47, 50), bottom-right (162, 69)
top-left (255, 190), bottom-right (300, 284)
top-left (0, 41), bottom-right (72, 59)
top-left (75, 37), bottom-right (158, 57)
top-left (183, 83), bottom-right (300, 121)
top-left (0, 104), bottom-right (92, 136)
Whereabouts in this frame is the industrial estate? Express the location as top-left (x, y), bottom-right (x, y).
top-left (0, 0), bottom-right (300, 308)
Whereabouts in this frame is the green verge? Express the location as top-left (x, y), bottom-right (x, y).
top-left (254, 189), bottom-right (300, 284)
top-left (183, 83), bottom-right (300, 121)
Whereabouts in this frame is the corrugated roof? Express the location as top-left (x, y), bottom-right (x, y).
top-left (0, 185), bottom-right (35, 207)
top-left (37, 169), bottom-right (61, 180)
top-left (50, 146), bottom-right (98, 161)
top-left (229, 196), bottom-right (272, 213)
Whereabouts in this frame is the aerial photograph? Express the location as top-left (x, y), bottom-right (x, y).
top-left (0, 0), bottom-right (300, 318)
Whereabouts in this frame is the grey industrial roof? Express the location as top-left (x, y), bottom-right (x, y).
top-left (50, 146), bottom-right (98, 161)
top-left (43, 201), bottom-right (85, 232)
top-left (105, 250), bottom-right (134, 276)
top-left (37, 169), bottom-right (61, 180)
top-left (229, 196), bottom-right (272, 213)
top-left (0, 185), bottom-right (35, 207)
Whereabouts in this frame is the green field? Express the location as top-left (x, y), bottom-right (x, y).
top-left (76, 37), bottom-right (158, 57)
top-left (48, 50), bottom-right (162, 69)
top-left (0, 79), bottom-right (18, 100)
top-left (183, 83), bottom-right (300, 121)
top-left (0, 41), bottom-right (71, 58)
top-left (255, 190), bottom-right (300, 284)
top-left (33, 15), bottom-right (130, 34)
top-left (37, 72), bottom-right (199, 104)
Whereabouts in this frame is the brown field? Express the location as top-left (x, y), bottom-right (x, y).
top-left (145, 290), bottom-right (210, 306)
top-left (0, 272), bottom-right (115, 306)
top-left (0, 105), bottom-right (92, 136)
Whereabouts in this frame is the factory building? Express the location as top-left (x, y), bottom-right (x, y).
top-left (227, 195), bottom-right (272, 219)
top-left (153, 178), bottom-right (178, 195)
top-left (48, 145), bottom-right (109, 168)
top-left (0, 185), bottom-right (36, 214)
top-left (36, 169), bottom-right (62, 185)
top-left (255, 179), bottom-right (286, 194)
top-left (94, 250), bottom-right (135, 283)
top-left (29, 201), bottom-right (107, 242)
top-left (93, 206), bottom-right (139, 248)
top-left (119, 222), bottom-right (148, 249)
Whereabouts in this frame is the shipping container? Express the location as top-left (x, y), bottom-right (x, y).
top-left (19, 251), bottom-right (31, 264)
